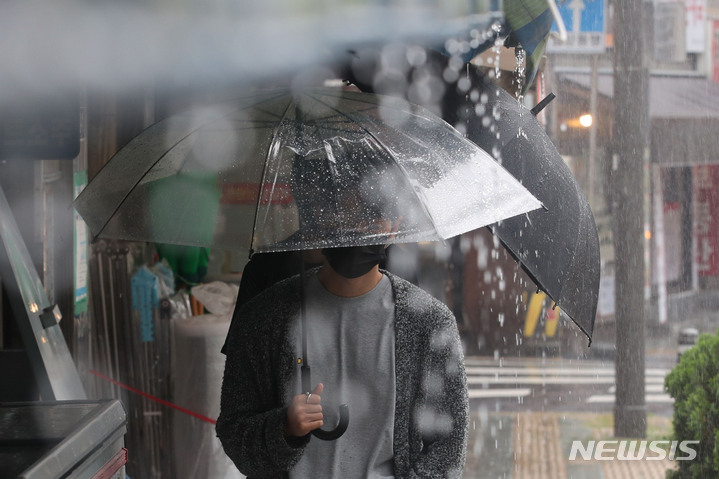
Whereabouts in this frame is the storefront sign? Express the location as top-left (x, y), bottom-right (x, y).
top-left (652, 2), bottom-right (686, 62)
top-left (219, 182), bottom-right (293, 205)
top-left (693, 165), bottom-right (719, 276)
top-left (684, 0), bottom-right (707, 53)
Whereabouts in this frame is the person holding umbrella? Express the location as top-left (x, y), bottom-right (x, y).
top-left (73, 85), bottom-right (543, 477)
top-left (216, 155), bottom-right (469, 478)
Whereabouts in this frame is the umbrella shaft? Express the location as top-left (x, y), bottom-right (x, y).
top-left (301, 364), bottom-right (312, 393)
top-left (300, 257), bottom-right (311, 392)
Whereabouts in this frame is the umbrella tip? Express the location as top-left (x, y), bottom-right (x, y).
top-left (530, 93), bottom-right (556, 116)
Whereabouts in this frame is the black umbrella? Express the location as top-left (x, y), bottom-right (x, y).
top-left (450, 65), bottom-right (599, 342)
top-left (340, 46), bottom-right (599, 342)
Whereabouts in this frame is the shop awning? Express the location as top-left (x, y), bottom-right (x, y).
top-left (559, 71), bottom-right (719, 166)
top-left (559, 71), bottom-right (719, 120)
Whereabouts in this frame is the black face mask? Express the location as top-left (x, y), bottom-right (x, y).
top-left (322, 245), bottom-right (387, 279)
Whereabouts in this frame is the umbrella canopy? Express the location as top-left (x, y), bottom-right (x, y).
top-left (340, 47), bottom-right (599, 342)
top-left (503, 0), bottom-right (560, 93)
top-left (74, 87), bottom-right (542, 255)
top-left (451, 67), bottom-right (599, 342)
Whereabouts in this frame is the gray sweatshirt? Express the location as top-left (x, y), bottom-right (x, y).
top-left (216, 271), bottom-right (468, 478)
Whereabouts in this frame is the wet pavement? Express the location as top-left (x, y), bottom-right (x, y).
top-left (459, 321), bottom-right (692, 479)
top-left (463, 411), bottom-right (675, 479)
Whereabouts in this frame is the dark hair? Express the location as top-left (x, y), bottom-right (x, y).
top-left (289, 136), bottom-right (402, 231)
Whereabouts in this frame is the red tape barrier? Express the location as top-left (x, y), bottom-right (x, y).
top-left (90, 369), bottom-right (217, 425)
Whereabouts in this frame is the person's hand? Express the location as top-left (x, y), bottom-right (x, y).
top-left (284, 383), bottom-right (324, 437)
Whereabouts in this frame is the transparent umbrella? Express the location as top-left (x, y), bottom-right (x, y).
top-left (74, 87), bottom-right (542, 254)
top-left (74, 85), bottom-right (543, 441)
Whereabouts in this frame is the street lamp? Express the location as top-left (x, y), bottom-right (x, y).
top-left (560, 113), bottom-right (594, 130)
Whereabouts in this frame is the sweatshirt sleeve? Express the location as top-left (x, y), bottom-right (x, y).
top-left (409, 302), bottom-right (469, 478)
top-left (216, 305), bottom-right (308, 476)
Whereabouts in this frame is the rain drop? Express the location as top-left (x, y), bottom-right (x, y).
top-left (406, 45), bottom-right (427, 66)
top-left (443, 67), bottom-right (459, 84)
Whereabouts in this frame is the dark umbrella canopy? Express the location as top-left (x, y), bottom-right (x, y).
top-left (453, 67), bottom-right (599, 342)
top-left (340, 46), bottom-right (599, 342)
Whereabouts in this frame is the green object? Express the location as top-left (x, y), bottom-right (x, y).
top-left (503, 0), bottom-right (554, 93)
top-left (665, 330), bottom-right (719, 478)
top-left (146, 170), bottom-right (221, 246)
top-left (155, 243), bottom-right (210, 286)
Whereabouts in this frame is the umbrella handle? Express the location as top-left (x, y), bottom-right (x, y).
top-left (301, 363), bottom-right (349, 440)
top-left (299, 262), bottom-right (349, 441)
top-left (311, 404), bottom-right (350, 441)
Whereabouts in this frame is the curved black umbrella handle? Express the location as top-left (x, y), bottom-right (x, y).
top-left (312, 404), bottom-right (349, 441)
top-left (301, 364), bottom-right (349, 441)
top-left (299, 261), bottom-right (349, 441)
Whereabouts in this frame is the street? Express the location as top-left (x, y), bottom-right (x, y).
top-left (462, 355), bottom-right (677, 479)
top-left (465, 356), bottom-right (674, 416)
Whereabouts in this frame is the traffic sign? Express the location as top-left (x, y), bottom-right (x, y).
top-left (547, 0), bottom-right (606, 53)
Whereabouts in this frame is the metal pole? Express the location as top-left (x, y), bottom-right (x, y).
top-left (588, 55), bottom-right (598, 208)
top-left (97, 245), bottom-right (117, 397)
top-left (107, 245), bottom-right (121, 397)
top-left (612, 0), bottom-right (648, 438)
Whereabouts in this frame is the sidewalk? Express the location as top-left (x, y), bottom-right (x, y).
top-left (464, 411), bottom-right (676, 479)
top-left (460, 307), bottom-right (719, 478)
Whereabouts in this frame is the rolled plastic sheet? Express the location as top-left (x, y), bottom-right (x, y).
top-left (172, 313), bottom-right (244, 479)
top-left (191, 281), bottom-right (240, 316)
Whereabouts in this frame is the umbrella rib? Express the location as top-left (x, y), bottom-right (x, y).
top-left (306, 91), bottom-right (443, 237)
top-left (248, 99), bottom-right (296, 256)
top-left (87, 91), bottom-right (291, 241)
top-left (91, 127), bottom-right (222, 242)
top-left (171, 95), bottom-right (293, 172)
top-left (170, 118), bottom-right (281, 185)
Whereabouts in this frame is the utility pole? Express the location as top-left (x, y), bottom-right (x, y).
top-left (612, 0), bottom-right (648, 438)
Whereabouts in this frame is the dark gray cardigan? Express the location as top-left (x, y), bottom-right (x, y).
top-left (216, 271), bottom-right (468, 478)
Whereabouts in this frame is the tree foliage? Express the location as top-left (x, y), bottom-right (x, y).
top-left (665, 330), bottom-right (719, 478)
